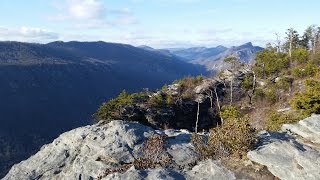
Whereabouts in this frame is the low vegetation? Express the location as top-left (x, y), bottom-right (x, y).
top-left (97, 134), bottom-right (171, 179)
top-left (266, 111), bottom-right (305, 131)
top-left (192, 117), bottom-right (256, 160)
top-left (94, 90), bottom-right (148, 123)
top-left (220, 105), bottom-right (240, 121)
top-left (290, 79), bottom-right (320, 116)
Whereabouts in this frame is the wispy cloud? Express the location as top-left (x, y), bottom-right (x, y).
top-left (0, 26), bottom-right (59, 42)
top-left (49, 0), bottom-right (138, 29)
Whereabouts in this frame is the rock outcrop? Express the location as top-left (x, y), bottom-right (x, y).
top-left (248, 114), bottom-right (320, 180)
top-left (96, 67), bottom-right (254, 134)
top-left (4, 121), bottom-right (235, 180)
top-left (6, 113), bottom-right (320, 180)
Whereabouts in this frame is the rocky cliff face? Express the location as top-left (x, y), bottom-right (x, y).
top-left (5, 115), bottom-right (320, 180)
top-left (112, 67), bottom-right (254, 132)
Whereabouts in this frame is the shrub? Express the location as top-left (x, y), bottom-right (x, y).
top-left (173, 76), bottom-right (203, 87)
top-left (241, 74), bottom-right (254, 90)
top-left (98, 134), bottom-right (172, 179)
top-left (266, 111), bottom-right (304, 131)
top-left (276, 76), bottom-right (293, 91)
top-left (265, 87), bottom-right (278, 104)
top-left (292, 67), bottom-right (306, 78)
top-left (292, 61), bottom-right (319, 78)
top-left (134, 134), bottom-right (172, 169)
top-left (292, 48), bottom-right (309, 64)
top-left (172, 76), bottom-right (204, 100)
top-left (290, 80), bottom-right (320, 116)
top-left (192, 118), bottom-right (256, 160)
top-left (148, 93), bottom-right (166, 107)
top-left (220, 105), bottom-right (240, 120)
top-left (161, 84), bottom-right (168, 92)
top-left (148, 93), bottom-right (175, 108)
top-left (253, 88), bottom-right (265, 102)
top-left (254, 49), bottom-right (289, 78)
top-left (195, 75), bottom-right (204, 83)
top-left (166, 94), bottom-right (174, 105)
top-left (94, 90), bottom-right (148, 122)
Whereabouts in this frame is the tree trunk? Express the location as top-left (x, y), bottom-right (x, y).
top-left (313, 40), bottom-right (316, 55)
top-left (275, 33), bottom-right (281, 53)
top-left (214, 87), bottom-right (223, 125)
top-left (209, 90), bottom-right (213, 109)
top-left (230, 79), bottom-right (233, 104)
top-left (262, 63), bottom-right (265, 79)
top-left (248, 71), bottom-right (256, 105)
top-left (289, 35), bottom-right (292, 58)
top-left (195, 101), bottom-right (200, 133)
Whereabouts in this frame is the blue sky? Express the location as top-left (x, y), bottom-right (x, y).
top-left (0, 0), bottom-right (319, 48)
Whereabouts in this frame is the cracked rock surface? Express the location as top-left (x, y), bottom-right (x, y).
top-left (4, 121), bottom-right (234, 180)
top-left (248, 114), bottom-right (320, 180)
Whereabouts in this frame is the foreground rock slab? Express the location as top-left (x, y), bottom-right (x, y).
top-left (4, 120), bottom-right (235, 180)
top-left (105, 160), bottom-right (235, 180)
top-left (248, 114), bottom-right (320, 180)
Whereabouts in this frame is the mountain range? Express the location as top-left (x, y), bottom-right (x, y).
top-left (140, 42), bottom-right (263, 72)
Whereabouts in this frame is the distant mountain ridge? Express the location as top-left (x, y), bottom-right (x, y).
top-left (167, 42), bottom-right (263, 71)
top-left (139, 42), bottom-right (263, 72)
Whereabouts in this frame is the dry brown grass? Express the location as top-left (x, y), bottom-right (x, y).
top-left (97, 134), bottom-right (172, 179)
top-left (192, 118), bottom-right (256, 160)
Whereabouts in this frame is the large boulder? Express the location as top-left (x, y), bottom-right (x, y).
top-left (4, 120), bottom-right (235, 180)
top-left (248, 114), bottom-right (320, 180)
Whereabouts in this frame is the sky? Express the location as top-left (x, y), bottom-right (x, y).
top-left (0, 0), bottom-right (319, 48)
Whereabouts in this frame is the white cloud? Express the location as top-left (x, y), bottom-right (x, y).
top-left (0, 26), bottom-right (59, 42)
top-left (68, 0), bottom-right (105, 20)
top-left (49, 0), bottom-right (137, 29)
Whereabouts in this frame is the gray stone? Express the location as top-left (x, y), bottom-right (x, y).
top-left (248, 114), bottom-right (320, 180)
top-left (4, 121), bottom-right (155, 180)
top-left (104, 167), bottom-right (185, 180)
top-left (282, 114), bottom-right (320, 144)
top-left (186, 159), bottom-right (236, 180)
top-left (4, 120), bottom-right (235, 180)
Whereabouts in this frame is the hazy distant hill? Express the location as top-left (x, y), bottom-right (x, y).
top-left (152, 42), bottom-right (263, 72)
top-left (0, 41), bottom-right (206, 177)
top-left (165, 45), bottom-right (228, 62)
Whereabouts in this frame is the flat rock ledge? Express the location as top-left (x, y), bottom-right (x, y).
top-left (5, 115), bottom-right (320, 180)
top-left (248, 114), bottom-right (320, 180)
top-left (4, 120), bottom-right (235, 180)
